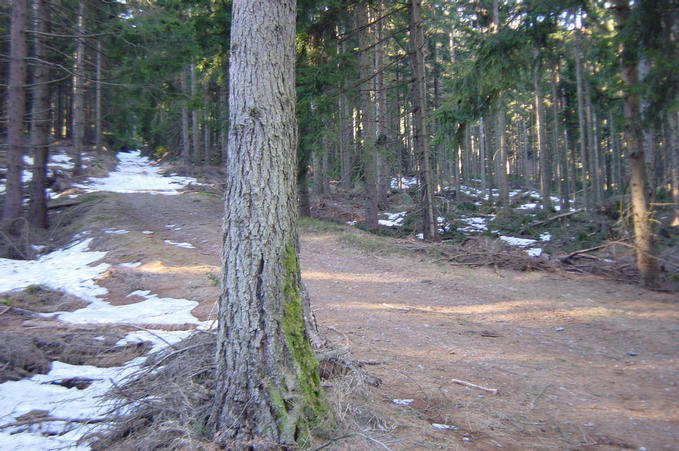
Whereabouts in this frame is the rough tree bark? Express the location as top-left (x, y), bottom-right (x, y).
top-left (72, 0), bottom-right (85, 177)
top-left (357, 2), bottom-right (379, 230)
top-left (672, 111), bottom-right (679, 227)
top-left (3, 0), bottom-right (28, 222)
top-left (409, 0), bottom-right (438, 241)
top-left (95, 40), bottom-right (102, 153)
top-left (180, 66), bottom-right (191, 167)
top-left (534, 55), bottom-right (552, 211)
top-left (210, 0), bottom-right (329, 447)
top-left (614, 0), bottom-right (658, 286)
top-left (28, 0), bottom-right (50, 228)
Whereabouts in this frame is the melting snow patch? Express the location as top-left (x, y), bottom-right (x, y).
top-left (75, 150), bottom-right (196, 195)
top-left (164, 240), bottom-right (195, 249)
top-left (390, 177), bottom-right (419, 189)
top-left (120, 261), bottom-right (141, 269)
top-left (57, 290), bottom-right (200, 325)
top-left (346, 221), bottom-right (356, 226)
top-left (379, 211), bottom-right (407, 227)
top-left (526, 248), bottom-right (542, 257)
top-left (393, 399), bottom-right (414, 406)
top-left (432, 423), bottom-right (458, 430)
top-left (0, 238), bottom-right (108, 300)
top-left (458, 216), bottom-right (488, 233)
top-left (104, 228), bottom-right (129, 235)
top-left (518, 203), bottom-right (538, 210)
top-left (500, 236), bottom-right (537, 247)
top-left (540, 232), bottom-right (552, 241)
top-left (141, 230), bottom-right (153, 235)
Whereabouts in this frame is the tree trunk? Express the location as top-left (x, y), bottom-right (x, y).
top-left (615, 0), bottom-right (658, 286)
top-left (409, 0), bottom-right (438, 241)
top-left (28, 0), bottom-right (50, 229)
top-left (72, 0), bottom-right (86, 177)
top-left (672, 111), bottom-right (679, 227)
top-left (376, 1), bottom-right (390, 209)
top-left (574, 33), bottom-right (590, 212)
top-left (534, 57), bottom-right (552, 211)
top-left (190, 61), bottom-right (201, 164)
top-left (95, 40), bottom-right (102, 153)
top-left (211, 0), bottom-right (329, 446)
top-left (554, 69), bottom-right (570, 211)
top-left (357, 2), bottom-right (378, 230)
top-left (496, 99), bottom-right (509, 214)
top-left (181, 67), bottom-right (191, 167)
top-left (3, 0), bottom-right (28, 222)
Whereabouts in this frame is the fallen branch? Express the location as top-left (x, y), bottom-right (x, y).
top-left (0, 306), bottom-right (10, 317)
top-left (315, 345), bottom-right (351, 362)
top-left (0, 416), bottom-right (106, 430)
top-left (530, 383), bottom-right (551, 410)
top-left (520, 209), bottom-right (583, 233)
top-left (451, 378), bottom-right (498, 395)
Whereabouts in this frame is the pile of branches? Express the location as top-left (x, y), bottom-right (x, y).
top-left (90, 330), bottom-right (217, 450)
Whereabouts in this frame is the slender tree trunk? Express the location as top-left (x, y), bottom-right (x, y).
top-left (409, 0), bottom-right (438, 241)
top-left (180, 67), bottom-right (191, 167)
top-left (357, 2), bottom-right (378, 230)
top-left (479, 116), bottom-right (487, 198)
top-left (575, 33), bottom-right (591, 212)
top-left (95, 40), bottom-right (102, 153)
top-left (190, 61), bottom-right (201, 164)
top-left (211, 0), bottom-right (329, 446)
top-left (615, 0), bottom-right (658, 286)
top-left (496, 99), bottom-right (509, 214)
top-left (3, 0), bottom-right (28, 221)
top-left (553, 67), bottom-right (570, 211)
top-left (219, 86), bottom-right (227, 163)
top-left (376, 1), bottom-right (390, 208)
top-left (28, 0), bottom-right (50, 228)
top-left (534, 57), bottom-right (552, 211)
top-left (585, 76), bottom-right (601, 206)
top-left (72, 0), bottom-right (85, 177)
top-left (671, 111), bottom-right (679, 226)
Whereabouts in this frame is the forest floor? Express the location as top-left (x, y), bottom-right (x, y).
top-left (1, 150), bottom-right (678, 450)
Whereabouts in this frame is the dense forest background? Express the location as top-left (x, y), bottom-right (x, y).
top-left (1, 0), bottom-right (678, 287)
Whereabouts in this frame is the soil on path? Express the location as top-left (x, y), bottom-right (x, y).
top-left (5, 188), bottom-right (678, 450)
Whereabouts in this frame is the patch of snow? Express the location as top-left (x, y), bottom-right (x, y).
top-left (75, 150), bottom-right (196, 195)
top-left (416, 233), bottom-right (424, 240)
top-left (141, 230), bottom-right (153, 235)
top-left (393, 399), bottom-right (414, 406)
top-left (390, 177), bottom-right (419, 190)
top-left (540, 232), bottom-right (552, 241)
top-left (518, 203), bottom-right (538, 210)
top-left (526, 248), bottom-right (542, 257)
top-left (432, 423), bottom-right (457, 430)
top-left (500, 236), bottom-right (537, 247)
top-left (379, 211), bottom-right (407, 227)
top-left (458, 216), bottom-right (488, 233)
top-left (164, 240), bottom-right (195, 249)
top-left (57, 290), bottom-right (200, 325)
top-left (0, 238), bottom-right (108, 300)
top-left (346, 221), bottom-right (356, 226)
top-left (104, 228), bottom-right (129, 235)
top-left (119, 262), bottom-right (141, 269)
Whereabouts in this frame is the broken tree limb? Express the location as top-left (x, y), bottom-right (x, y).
top-left (451, 378), bottom-right (498, 395)
top-left (315, 345), bottom-right (351, 362)
top-left (520, 209), bottom-right (583, 233)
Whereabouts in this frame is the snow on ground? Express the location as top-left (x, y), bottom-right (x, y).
top-left (390, 176), bottom-right (419, 190)
top-left (75, 150), bottom-right (197, 195)
top-left (379, 211), bottom-right (407, 227)
top-left (457, 216), bottom-right (488, 233)
top-left (0, 151), bottom-right (206, 448)
top-left (164, 239), bottom-right (195, 249)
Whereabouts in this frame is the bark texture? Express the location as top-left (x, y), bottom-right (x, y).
top-left (72, 0), bottom-right (85, 177)
top-left (357, 2), bottom-right (378, 230)
top-left (615, 0), bottom-right (658, 286)
top-left (409, 0), bottom-right (439, 241)
top-left (211, 1), bottom-right (329, 447)
top-left (3, 0), bottom-right (28, 221)
top-left (28, 0), bottom-right (50, 228)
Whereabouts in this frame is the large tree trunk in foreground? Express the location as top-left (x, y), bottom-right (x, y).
top-left (210, 0), bottom-right (329, 447)
top-left (615, 0), bottom-right (658, 286)
top-left (3, 0), bottom-right (28, 222)
top-left (28, 0), bottom-right (50, 228)
top-left (409, 0), bottom-right (439, 241)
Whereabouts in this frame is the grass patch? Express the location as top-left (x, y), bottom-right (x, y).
top-left (299, 217), bottom-right (345, 234)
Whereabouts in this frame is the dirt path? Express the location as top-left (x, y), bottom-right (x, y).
top-left (21, 190), bottom-right (679, 449)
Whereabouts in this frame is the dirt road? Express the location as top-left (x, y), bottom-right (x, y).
top-left (79, 189), bottom-right (678, 450)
